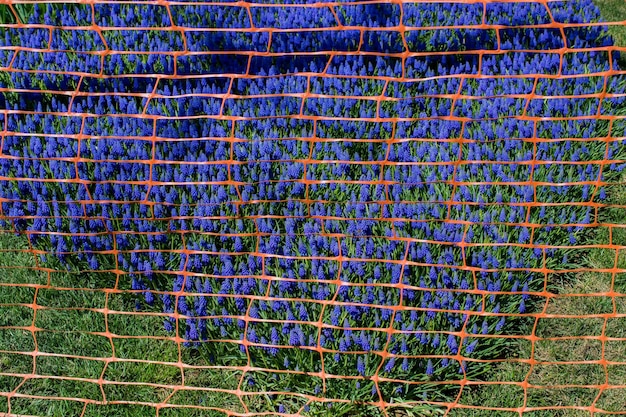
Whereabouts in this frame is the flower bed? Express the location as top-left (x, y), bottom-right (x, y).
top-left (0, 1), bottom-right (625, 414)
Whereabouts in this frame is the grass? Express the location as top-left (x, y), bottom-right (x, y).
top-left (453, 169), bottom-right (626, 417)
top-left (0, 235), bottom-right (173, 417)
top-left (0, 232), bottom-right (249, 417)
top-left (596, 0), bottom-right (626, 66)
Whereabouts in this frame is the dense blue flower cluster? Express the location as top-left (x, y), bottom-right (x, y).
top-left (0, 0), bottom-right (624, 412)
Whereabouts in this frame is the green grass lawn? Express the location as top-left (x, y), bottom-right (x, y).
top-left (1, 2), bottom-right (626, 416)
top-left (450, 179), bottom-right (626, 416)
top-left (596, 0), bottom-right (626, 50)
top-left (598, 0), bottom-right (626, 68)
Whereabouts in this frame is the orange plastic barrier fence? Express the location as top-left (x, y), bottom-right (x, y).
top-left (0, 1), bottom-right (625, 416)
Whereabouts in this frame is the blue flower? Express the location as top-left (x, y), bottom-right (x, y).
top-left (426, 359), bottom-right (434, 376)
top-left (357, 356), bottom-right (366, 375)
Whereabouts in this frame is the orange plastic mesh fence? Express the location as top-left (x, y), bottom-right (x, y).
top-left (0, 1), bottom-right (625, 416)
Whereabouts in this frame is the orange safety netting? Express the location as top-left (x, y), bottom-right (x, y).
top-left (0, 1), bottom-right (625, 416)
